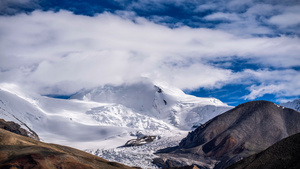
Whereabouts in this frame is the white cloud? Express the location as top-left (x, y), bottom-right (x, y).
top-left (243, 69), bottom-right (300, 100)
top-left (0, 10), bottom-right (299, 97)
top-left (269, 13), bottom-right (300, 28)
top-left (204, 12), bottom-right (241, 21)
top-left (200, 3), bottom-right (300, 36)
top-left (194, 3), bottom-right (217, 12)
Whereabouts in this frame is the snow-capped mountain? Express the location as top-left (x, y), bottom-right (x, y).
top-left (71, 80), bottom-right (232, 130)
top-left (0, 81), bottom-right (232, 168)
top-left (280, 99), bottom-right (300, 112)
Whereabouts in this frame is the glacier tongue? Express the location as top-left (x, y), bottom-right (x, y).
top-left (86, 132), bottom-right (187, 169)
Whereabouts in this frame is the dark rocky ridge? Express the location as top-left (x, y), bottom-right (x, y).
top-left (0, 118), bottom-right (39, 140)
top-left (154, 101), bottom-right (300, 169)
top-left (226, 132), bottom-right (300, 169)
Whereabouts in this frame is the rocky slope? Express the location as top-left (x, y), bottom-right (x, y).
top-left (154, 101), bottom-right (300, 169)
top-left (0, 118), bottom-right (39, 140)
top-left (0, 128), bottom-right (136, 169)
top-left (226, 132), bottom-right (300, 169)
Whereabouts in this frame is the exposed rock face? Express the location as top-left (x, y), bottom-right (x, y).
top-left (0, 118), bottom-right (39, 140)
top-left (226, 132), bottom-right (300, 169)
top-left (167, 165), bottom-right (200, 169)
top-left (0, 128), bottom-right (136, 169)
top-left (154, 101), bottom-right (300, 169)
top-left (125, 135), bottom-right (157, 146)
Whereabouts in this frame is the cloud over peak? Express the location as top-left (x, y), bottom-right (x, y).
top-left (0, 1), bottom-right (299, 104)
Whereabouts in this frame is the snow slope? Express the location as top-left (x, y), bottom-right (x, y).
top-left (280, 99), bottom-right (300, 112)
top-left (0, 86), bottom-right (133, 149)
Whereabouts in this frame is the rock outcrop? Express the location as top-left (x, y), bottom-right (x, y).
top-left (0, 118), bottom-right (39, 140)
top-left (125, 135), bottom-right (157, 146)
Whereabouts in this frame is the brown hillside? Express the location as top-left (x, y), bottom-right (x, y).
top-left (154, 101), bottom-right (300, 169)
top-left (0, 128), bottom-right (136, 169)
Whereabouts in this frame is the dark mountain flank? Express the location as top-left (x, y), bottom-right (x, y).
top-left (154, 101), bottom-right (300, 169)
top-left (226, 132), bottom-right (300, 169)
top-left (0, 128), bottom-right (136, 169)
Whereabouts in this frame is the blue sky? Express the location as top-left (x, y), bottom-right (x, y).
top-left (0, 0), bottom-right (299, 106)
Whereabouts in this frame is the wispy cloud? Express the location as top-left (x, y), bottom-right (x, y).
top-left (243, 69), bottom-right (300, 100)
top-left (268, 10), bottom-right (300, 31)
top-left (204, 12), bottom-right (241, 22)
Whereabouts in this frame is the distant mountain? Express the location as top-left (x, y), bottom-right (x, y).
top-left (0, 128), bottom-right (135, 169)
top-left (154, 101), bottom-right (300, 169)
top-left (280, 99), bottom-right (300, 112)
top-left (226, 132), bottom-right (300, 169)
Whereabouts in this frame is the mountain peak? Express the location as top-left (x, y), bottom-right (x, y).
top-left (70, 81), bottom-right (231, 129)
top-left (280, 99), bottom-right (300, 112)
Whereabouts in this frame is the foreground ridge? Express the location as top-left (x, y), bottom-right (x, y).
top-left (0, 127), bottom-right (136, 169)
